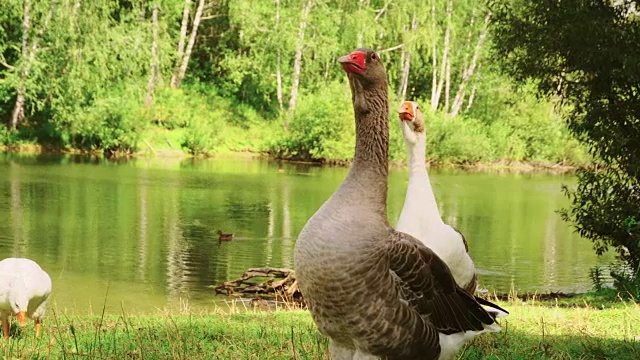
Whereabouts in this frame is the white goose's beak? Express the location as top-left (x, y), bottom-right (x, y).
top-left (16, 311), bottom-right (26, 327)
top-left (397, 102), bottom-right (415, 121)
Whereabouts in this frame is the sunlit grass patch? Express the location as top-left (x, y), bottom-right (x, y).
top-left (0, 298), bottom-right (638, 359)
top-left (464, 298), bottom-right (640, 359)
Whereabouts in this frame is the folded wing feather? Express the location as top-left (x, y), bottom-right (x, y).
top-left (387, 231), bottom-right (501, 335)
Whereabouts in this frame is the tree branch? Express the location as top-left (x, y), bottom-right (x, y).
top-left (0, 59), bottom-right (15, 70)
top-left (374, 0), bottom-right (392, 22)
top-left (200, 14), bottom-right (223, 20)
top-left (378, 43), bottom-right (403, 53)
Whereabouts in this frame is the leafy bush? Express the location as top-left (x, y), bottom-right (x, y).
top-left (138, 86), bottom-right (229, 156)
top-left (181, 108), bottom-right (227, 156)
top-left (49, 87), bottom-right (146, 156)
top-left (78, 101), bottom-right (141, 155)
top-left (560, 168), bottom-right (640, 294)
top-left (495, 0), bottom-right (640, 290)
top-left (0, 124), bottom-right (16, 145)
top-left (425, 112), bottom-right (492, 163)
top-left (180, 103), bottom-right (229, 155)
top-left (269, 82), bottom-right (354, 162)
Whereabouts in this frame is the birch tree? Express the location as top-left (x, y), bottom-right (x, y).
top-left (145, 2), bottom-right (160, 107)
top-left (287, 0), bottom-right (313, 118)
top-left (448, 11), bottom-right (490, 117)
top-left (397, 15), bottom-right (417, 103)
top-left (10, 0), bottom-right (58, 130)
top-left (275, 0), bottom-right (284, 112)
top-left (170, 0), bottom-right (205, 89)
top-left (431, 0), bottom-right (452, 111)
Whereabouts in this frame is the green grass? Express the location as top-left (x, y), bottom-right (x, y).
top-left (2, 298), bottom-right (639, 359)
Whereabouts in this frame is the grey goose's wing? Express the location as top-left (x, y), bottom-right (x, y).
top-left (387, 231), bottom-right (497, 335)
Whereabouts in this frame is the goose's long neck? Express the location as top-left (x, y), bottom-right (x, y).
top-left (336, 80), bottom-right (389, 219)
top-left (400, 135), bottom-right (443, 227)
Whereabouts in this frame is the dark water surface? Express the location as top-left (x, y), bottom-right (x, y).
top-left (0, 154), bottom-right (609, 314)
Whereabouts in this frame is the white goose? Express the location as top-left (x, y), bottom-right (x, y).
top-left (0, 258), bottom-right (52, 338)
top-left (396, 101), bottom-right (477, 294)
top-left (295, 48), bottom-right (507, 360)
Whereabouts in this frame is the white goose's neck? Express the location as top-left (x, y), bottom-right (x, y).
top-left (398, 135), bottom-right (444, 229)
top-left (406, 136), bottom-right (427, 177)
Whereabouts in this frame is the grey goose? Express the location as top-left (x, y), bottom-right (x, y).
top-left (294, 48), bottom-right (507, 360)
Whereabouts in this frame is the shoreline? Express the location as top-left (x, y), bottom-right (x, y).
top-left (1, 144), bottom-right (580, 173)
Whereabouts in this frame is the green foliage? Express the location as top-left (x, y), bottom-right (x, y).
top-left (54, 86), bottom-right (147, 156)
top-left (589, 266), bottom-right (606, 293)
top-left (268, 82), bottom-right (354, 162)
top-left (0, 124), bottom-right (13, 146)
top-left (0, 0), bottom-right (591, 166)
top-left (495, 0), bottom-right (640, 289)
top-left (426, 111), bottom-right (492, 163)
top-left (560, 169), bottom-right (640, 274)
top-left (610, 265), bottom-right (640, 300)
top-left (144, 87), bottom-right (229, 156)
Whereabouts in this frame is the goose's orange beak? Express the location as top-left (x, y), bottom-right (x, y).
top-left (16, 311), bottom-right (26, 327)
top-left (397, 102), bottom-right (414, 121)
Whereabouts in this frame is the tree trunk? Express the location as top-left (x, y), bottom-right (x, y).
top-left (170, 0), bottom-right (190, 88)
top-left (398, 15), bottom-right (417, 103)
top-left (70, 0), bottom-right (81, 31)
top-left (171, 0), bottom-right (204, 89)
top-left (357, 0), bottom-right (371, 47)
top-left (145, 2), bottom-right (159, 108)
top-left (445, 56), bottom-right (451, 112)
top-left (10, 0), bottom-right (57, 129)
top-left (465, 85), bottom-right (476, 112)
top-left (430, 0), bottom-right (438, 110)
top-left (275, 0), bottom-right (283, 112)
top-left (10, 0), bottom-right (31, 130)
top-left (287, 0), bottom-right (313, 118)
top-left (432, 0), bottom-right (452, 112)
top-left (398, 37), bottom-right (405, 101)
top-left (449, 12), bottom-right (490, 117)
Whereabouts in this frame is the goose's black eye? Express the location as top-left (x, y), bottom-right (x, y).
top-left (371, 53), bottom-right (377, 60)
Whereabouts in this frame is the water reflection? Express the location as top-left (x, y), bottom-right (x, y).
top-left (0, 154), bottom-right (611, 314)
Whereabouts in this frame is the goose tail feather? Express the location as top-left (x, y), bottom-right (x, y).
top-left (474, 296), bottom-right (509, 319)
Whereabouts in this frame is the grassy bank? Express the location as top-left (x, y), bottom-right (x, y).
top-left (1, 82), bottom-right (591, 167)
top-left (2, 296), bottom-right (638, 359)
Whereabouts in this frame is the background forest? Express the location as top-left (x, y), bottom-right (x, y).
top-left (0, 0), bottom-right (588, 164)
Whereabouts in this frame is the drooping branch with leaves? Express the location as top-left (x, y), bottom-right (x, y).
top-left (493, 0), bottom-right (640, 293)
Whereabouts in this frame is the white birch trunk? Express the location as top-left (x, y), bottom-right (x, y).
top-left (171, 0), bottom-right (192, 88)
top-left (430, 0), bottom-right (438, 110)
top-left (275, 0), bottom-right (283, 112)
top-left (449, 12), bottom-right (490, 117)
top-left (433, 0), bottom-right (452, 112)
top-left (11, 0), bottom-right (57, 129)
top-left (70, 0), bottom-right (81, 31)
top-left (10, 0), bottom-right (31, 130)
top-left (465, 85), bottom-right (476, 112)
top-left (444, 56), bottom-right (451, 112)
top-left (173, 0), bottom-right (204, 89)
top-left (357, 0), bottom-right (370, 47)
top-left (287, 0), bottom-right (313, 117)
top-left (398, 15), bottom-right (417, 103)
top-left (145, 2), bottom-right (159, 107)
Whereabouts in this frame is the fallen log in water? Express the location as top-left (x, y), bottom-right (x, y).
top-left (214, 267), bottom-right (305, 308)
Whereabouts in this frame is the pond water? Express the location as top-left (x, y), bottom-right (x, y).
top-left (0, 153), bottom-right (610, 314)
